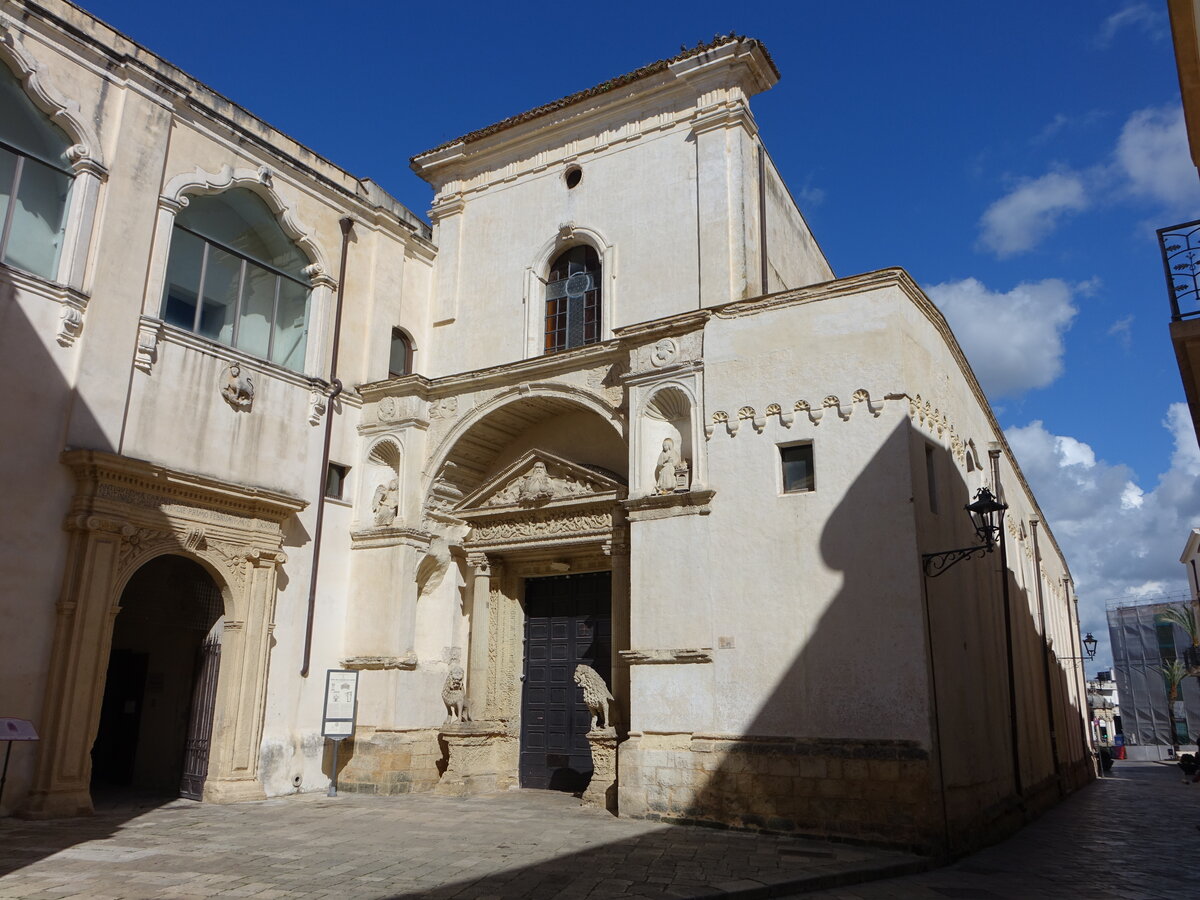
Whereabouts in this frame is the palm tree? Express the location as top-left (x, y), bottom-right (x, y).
top-left (1158, 604), bottom-right (1200, 674)
top-left (1159, 659), bottom-right (1190, 749)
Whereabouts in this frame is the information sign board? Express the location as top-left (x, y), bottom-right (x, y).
top-left (321, 669), bottom-right (358, 739)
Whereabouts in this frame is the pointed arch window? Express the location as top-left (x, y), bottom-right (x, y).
top-left (161, 188), bottom-right (312, 371)
top-left (0, 61), bottom-right (73, 281)
top-left (544, 245), bottom-right (601, 353)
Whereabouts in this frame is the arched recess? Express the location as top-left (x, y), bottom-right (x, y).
top-left (21, 449), bottom-right (305, 818)
top-left (633, 380), bottom-right (704, 497)
top-left (523, 223), bottom-right (615, 359)
top-left (640, 385), bottom-right (694, 495)
top-left (0, 26), bottom-right (107, 291)
top-left (93, 554), bottom-right (226, 799)
top-left (143, 164), bottom-right (335, 376)
top-left (362, 435), bottom-right (402, 528)
top-left (422, 383), bottom-right (626, 504)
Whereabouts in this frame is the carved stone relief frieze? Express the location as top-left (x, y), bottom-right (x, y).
top-left (628, 330), bottom-right (702, 375)
top-left (705, 389), bottom-right (892, 438)
top-left (469, 510), bottom-right (612, 543)
top-left (484, 462), bottom-right (605, 508)
top-left (908, 394), bottom-right (967, 464)
top-left (584, 361), bottom-right (628, 407)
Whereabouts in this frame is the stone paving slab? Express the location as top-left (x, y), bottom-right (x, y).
top-left (0, 789), bottom-right (927, 899)
top-left (794, 762), bottom-right (1198, 900)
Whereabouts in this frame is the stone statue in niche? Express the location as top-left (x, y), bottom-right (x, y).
top-left (220, 363), bottom-right (254, 411)
top-left (518, 461), bottom-right (556, 502)
top-left (655, 438), bottom-right (681, 494)
top-left (574, 663), bottom-right (614, 730)
top-left (442, 665), bottom-right (469, 723)
top-left (371, 478), bottom-right (399, 526)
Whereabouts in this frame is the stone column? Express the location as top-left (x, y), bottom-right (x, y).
top-left (605, 536), bottom-right (631, 733)
top-left (203, 548), bottom-right (285, 804)
top-left (465, 553), bottom-right (497, 720)
top-left (22, 518), bottom-right (126, 818)
top-left (583, 728), bottom-right (619, 813)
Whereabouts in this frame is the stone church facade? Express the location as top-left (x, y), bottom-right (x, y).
top-left (0, 0), bottom-right (1092, 853)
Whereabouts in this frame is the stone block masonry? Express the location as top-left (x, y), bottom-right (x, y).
top-left (618, 732), bottom-right (939, 851)
top-left (336, 727), bottom-right (444, 795)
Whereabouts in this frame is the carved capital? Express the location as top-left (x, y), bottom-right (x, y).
top-left (134, 318), bottom-right (163, 374)
top-left (56, 306), bottom-right (84, 347)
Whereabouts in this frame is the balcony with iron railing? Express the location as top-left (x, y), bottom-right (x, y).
top-left (1158, 219), bottom-right (1200, 320)
top-left (1158, 219), bottom-right (1200, 445)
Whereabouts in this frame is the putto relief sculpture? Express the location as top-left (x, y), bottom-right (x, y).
top-left (574, 663), bottom-right (614, 731)
top-left (442, 665), bottom-right (468, 723)
top-left (371, 478), bottom-right (399, 526)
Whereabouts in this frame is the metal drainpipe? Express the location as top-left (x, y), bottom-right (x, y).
top-left (301, 216), bottom-right (355, 677)
top-left (1029, 518), bottom-right (1062, 791)
top-left (990, 446), bottom-right (1024, 798)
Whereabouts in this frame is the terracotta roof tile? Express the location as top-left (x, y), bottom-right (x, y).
top-left (411, 35), bottom-right (776, 164)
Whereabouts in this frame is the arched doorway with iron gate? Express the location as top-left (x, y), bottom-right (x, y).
top-left (91, 555), bottom-right (224, 801)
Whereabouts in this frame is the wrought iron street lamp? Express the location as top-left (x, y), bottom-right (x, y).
top-left (922, 487), bottom-right (1008, 577)
top-left (1083, 632), bottom-right (1098, 660)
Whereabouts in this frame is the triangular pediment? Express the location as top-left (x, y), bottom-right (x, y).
top-left (456, 449), bottom-right (624, 515)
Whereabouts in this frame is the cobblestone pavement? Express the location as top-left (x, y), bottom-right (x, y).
top-left (0, 788), bottom-right (924, 899)
top-left (796, 761), bottom-right (1198, 900)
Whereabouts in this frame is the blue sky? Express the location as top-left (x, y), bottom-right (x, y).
top-left (76, 0), bottom-right (1200, 670)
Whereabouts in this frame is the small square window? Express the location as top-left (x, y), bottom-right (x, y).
top-left (780, 443), bottom-right (814, 493)
top-left (325, 463), bottom-right (349, 500)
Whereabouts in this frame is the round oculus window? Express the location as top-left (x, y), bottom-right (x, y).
top-left (564, 166), bottom-right (582, 189)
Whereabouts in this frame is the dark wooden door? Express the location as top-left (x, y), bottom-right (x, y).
top-left (520, 572), bottom-right (611, 791)
top-left (179, 634), bottom-right (220, 800)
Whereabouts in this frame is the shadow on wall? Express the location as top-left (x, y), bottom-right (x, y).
top-left (0, 288), bottom-right (159, 854)
top-left (377, 420), bottom-right (1092, 897)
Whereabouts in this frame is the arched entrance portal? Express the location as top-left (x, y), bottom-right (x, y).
top-left (91, 555), bottom-right (224, 801)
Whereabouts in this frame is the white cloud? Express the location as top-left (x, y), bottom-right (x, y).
top-left (1107, 315), bottom-right (1134, 349)
top-left (1006, 405), bottom-right (1200, 662)
top-left (1114, 105), bottom-right (1200, 217)
top-left (1096, 4), bottom-right (1167, 48)
top-left (977, 172), bottom-right (1089, 258)
top-left (926, 277), bottom-right (1079, 398)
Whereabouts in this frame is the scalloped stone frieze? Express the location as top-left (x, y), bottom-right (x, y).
top-left (705, 389), bottom-right (892, 438)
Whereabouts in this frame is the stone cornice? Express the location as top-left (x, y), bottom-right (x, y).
top-left (60, 448), bottom-right (307, 524)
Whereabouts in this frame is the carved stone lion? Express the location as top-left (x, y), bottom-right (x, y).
top-left (220, 363), bottom-right (254, 411)
top-left (573, 663), bottom-right (614, 730)
top-left (442, 665), bottom-right (468, 723)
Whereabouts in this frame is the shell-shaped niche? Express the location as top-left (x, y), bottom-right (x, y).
top-left (364, 438), bottom-right (402, 527)
top-left (641, 385), bottom-right (693, 495)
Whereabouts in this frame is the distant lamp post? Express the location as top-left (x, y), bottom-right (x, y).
top-left (922, 487), bottom-right (1009, 577)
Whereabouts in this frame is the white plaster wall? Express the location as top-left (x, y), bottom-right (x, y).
top-left (0, 0), bottom-right (435, 808)
top-left (424, 124), bottom-right (700, 376)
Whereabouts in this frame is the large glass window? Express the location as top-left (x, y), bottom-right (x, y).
top-left (161, 188), bottom-right (312, 371)
top-left (0, 62), bottom-right (72, 281)
top-left (544, 245), bottom-right (601, 353)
